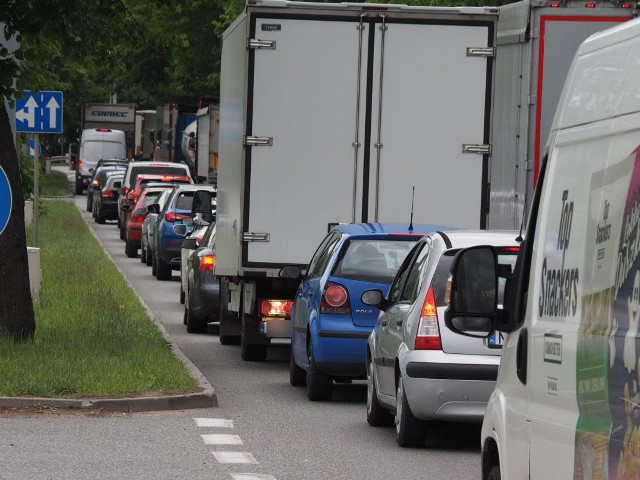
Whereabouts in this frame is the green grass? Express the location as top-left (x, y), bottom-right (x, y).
top-left (0, 201), bottom-right (198, 398)
top-left (41, 170), bottom-right (71, 197)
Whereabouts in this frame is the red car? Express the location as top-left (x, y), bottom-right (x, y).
top-left (124, 187), bottom-right (170, 258)
top-left (120, 173), bottom-right (193, 240)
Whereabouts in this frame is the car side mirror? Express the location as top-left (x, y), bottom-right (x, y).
top-left (279, 265), bottom-right (302, 279)
top-left (444, 246), bottom-right (498, 338)
top-left (361, 289), bottom-right (388, 311)
top-left (147, 203), bottom-right (160, 214)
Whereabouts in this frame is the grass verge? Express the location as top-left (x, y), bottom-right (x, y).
top-left (41, 170), bottom-right (71, 197)
top-left (0, 201), bottom-right (198, 398)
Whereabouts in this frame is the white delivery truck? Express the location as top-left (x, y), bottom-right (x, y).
top-left (488, 0), bottom-right (635, 230)
top-left (216, 0), bottom-right (498, 360)
top-left (446, 17), bottom-right (640, 479)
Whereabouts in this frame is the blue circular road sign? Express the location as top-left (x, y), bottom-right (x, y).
top-left (0, 166), bottom-right (12, 236)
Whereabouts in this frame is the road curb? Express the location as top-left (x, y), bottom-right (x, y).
top-left (1, 199), bottom-right (219, 413)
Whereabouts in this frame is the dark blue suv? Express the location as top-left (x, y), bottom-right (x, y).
top-left (152, 184), bottom-right (216, 281)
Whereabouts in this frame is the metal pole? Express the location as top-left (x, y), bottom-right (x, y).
top-left (34, 133), bottom-right (39, 247)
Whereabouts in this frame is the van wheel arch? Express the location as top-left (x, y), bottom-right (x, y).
top-left (482, 438), bottom-right (500, 480)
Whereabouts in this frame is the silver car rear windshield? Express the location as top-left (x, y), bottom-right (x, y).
top-left (332, 239), bottom-right (419, 284)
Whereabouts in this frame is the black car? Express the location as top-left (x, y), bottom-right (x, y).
top-left (93, 173), bottom-right (124, 224)
top-left (183, 223), bottom-right (220, 333)
top-left (86, 164), bottom-right (127, 213)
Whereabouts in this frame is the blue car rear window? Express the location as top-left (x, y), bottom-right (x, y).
top-left (332, 239), bottom-right (419, 284)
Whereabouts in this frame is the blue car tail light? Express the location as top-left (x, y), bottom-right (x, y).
top-left (321, 281), bottom-right (351, 315)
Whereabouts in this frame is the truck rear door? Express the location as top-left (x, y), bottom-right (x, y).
top-left (367, 18), bottom-right (494, 229)
top-left (245, 16), bottom-right (366, 266)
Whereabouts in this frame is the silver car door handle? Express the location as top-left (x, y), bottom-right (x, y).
top-left (395, 320), bottom-right (403, 326)
top-left (381, 319), bottom-right (387, 327)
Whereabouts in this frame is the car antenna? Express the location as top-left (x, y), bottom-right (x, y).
top-left (408, 186), bottom-right (415, 233)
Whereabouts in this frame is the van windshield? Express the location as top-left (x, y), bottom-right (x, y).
top-left (83, 141), bottom-right (125, 162)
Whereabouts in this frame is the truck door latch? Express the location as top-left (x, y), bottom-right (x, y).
top-left (249, 39), bottom-right (276, 50)
top-left (462, 144), bottom-right (492, 155)
top-left (243, 232), bottom-right (270, 242)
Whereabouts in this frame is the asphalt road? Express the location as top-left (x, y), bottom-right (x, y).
top-left (1, 187), bottom-right (483, 480)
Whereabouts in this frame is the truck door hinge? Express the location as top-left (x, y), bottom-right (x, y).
top-left (466, 47), bottom-right (495, 58)
top-left (249, 39), bottom-right (276, 50)
top-left (243, 232), bottom-right (270, 242)
top-left (463, 144), bottom-right (492, 155)
top-left (244, 136), bottom-right (273, 147)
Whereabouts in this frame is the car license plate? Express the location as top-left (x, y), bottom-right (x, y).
top-left (487, 330), bottom-right (504, 348)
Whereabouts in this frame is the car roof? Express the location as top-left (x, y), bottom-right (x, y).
top-left (332, 222), bottom-right (453, 237)
top-left (435, 230), bottom-right (522, 250)
top-left (129, 161), bottom-right (190, 168)
top-left (171, 184), bottom-right (217, 193)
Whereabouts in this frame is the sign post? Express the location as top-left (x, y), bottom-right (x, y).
top-left (15, 90), bottom-right (64, 246)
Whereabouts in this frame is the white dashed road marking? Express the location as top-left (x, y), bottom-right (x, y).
top-left (195, 418), bottom-right (235, 428)
top-left (212, 451), bottom-right (259, 464)
top-left (231, 474), bottom-right (277, 480)
top-left (201, 434), bottom-right (244, 445)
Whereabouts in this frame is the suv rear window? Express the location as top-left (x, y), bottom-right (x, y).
top-left (332, 239), bottom-right (419, 284)
top-left (130, 166), bottom-right (189, 188)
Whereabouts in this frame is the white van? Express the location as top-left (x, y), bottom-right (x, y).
top-left (445, 17), bottom-right (640, 479)
top-left (76, 128), bottom-right (126, 194)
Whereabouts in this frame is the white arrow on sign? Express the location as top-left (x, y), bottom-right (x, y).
top-left (16, 95), bottom-right (38, 128)
top-left (46, 96), bottom-right (60, 130)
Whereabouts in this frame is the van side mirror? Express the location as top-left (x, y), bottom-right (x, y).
top-left (361, 289), bottom-right (389, 311)
top-left (444, 246), bottom-right (498, 338)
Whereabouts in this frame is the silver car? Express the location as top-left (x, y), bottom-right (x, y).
top-left (364, 230), bottom-right (520, 447)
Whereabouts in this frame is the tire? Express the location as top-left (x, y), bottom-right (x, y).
top-left (119, 224), bottom-right (125, 240)
top-left (487, 466), bottom-right (501, 480)
top-left (86, 194), bottom-right (92, 212)
top-left (185, 305), bottom-right (207, 334)
top-left (179, 285), bottom-right (185, 304)
top-left (395, 376), bottom-right (426, 448)
top-left (306, 341), bottom-right (333, 401)
top-left (96, 208), bottom-right (105, 224)
top-left (155, 252), bottom-right (172, 280)
top-left (140, 242), bottom-right (147, 263)
top-left (367, 356), bottom-right (394, 427)
top-left (240, 314), bottom-right (267, 361)
top-left (146, 246), bottom-right (153, 266)
top-left (124, 232), bottom-right (137, 258)
top-left (75, 180), bottom-right (83, 195)
top-left (289, 348), bottom-right (306, 387)
top-left (219, 282), bottom-right (241, 345)
top-left (151, 252), bottom-right (157, 276)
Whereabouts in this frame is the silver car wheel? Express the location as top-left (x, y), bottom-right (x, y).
top-left (395, 378), bottom-right (404, 435)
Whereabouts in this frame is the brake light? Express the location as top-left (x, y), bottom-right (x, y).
top-left (550, 1), bottom-right (560, 6)
top-left (260, 299), bottom-right (293, 318)
top-left (502, 246), bottom-right (520, 253)
top-left (97, 128), bottom-right (112, 132)
top-left (166, 212), bottom-right (189, 222)
top-left (78, 160), bottom-right (84, 169)
top-left (585, 2), bottom-right (596, 6)
top-left (415, 285), bottom-right (442, 350)
top-left (123, 186), bottom-right (130, 195)
top-left (621, 2), bottom-right (632, 7)
top-left (102, 189), bottom-right (116, 198)
top-left (321, 281), bottom-right (351, 314)
top-left (200, 254), bottom-right (215, 272)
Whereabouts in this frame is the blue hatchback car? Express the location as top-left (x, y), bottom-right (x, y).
top-left (289, 222), bottom-right (449, 401)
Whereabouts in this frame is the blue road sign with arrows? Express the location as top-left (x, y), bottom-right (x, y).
top-left (0, 166), bottom-right (12, 236)
top-left (15, 90), bottom-right (63, 134)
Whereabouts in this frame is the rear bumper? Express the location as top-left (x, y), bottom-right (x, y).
top-left (313, 329), bottom-right (371, 378)
top-left (399, 349), bottom-right (499, 422)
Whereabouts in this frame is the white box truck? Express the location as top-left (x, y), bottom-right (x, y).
top-left (488, 0), bottom-right (635, 230)
top-left (217, 0), bottom-right (498, 360)
top-left (134, 109), bottom-right (157, 161)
